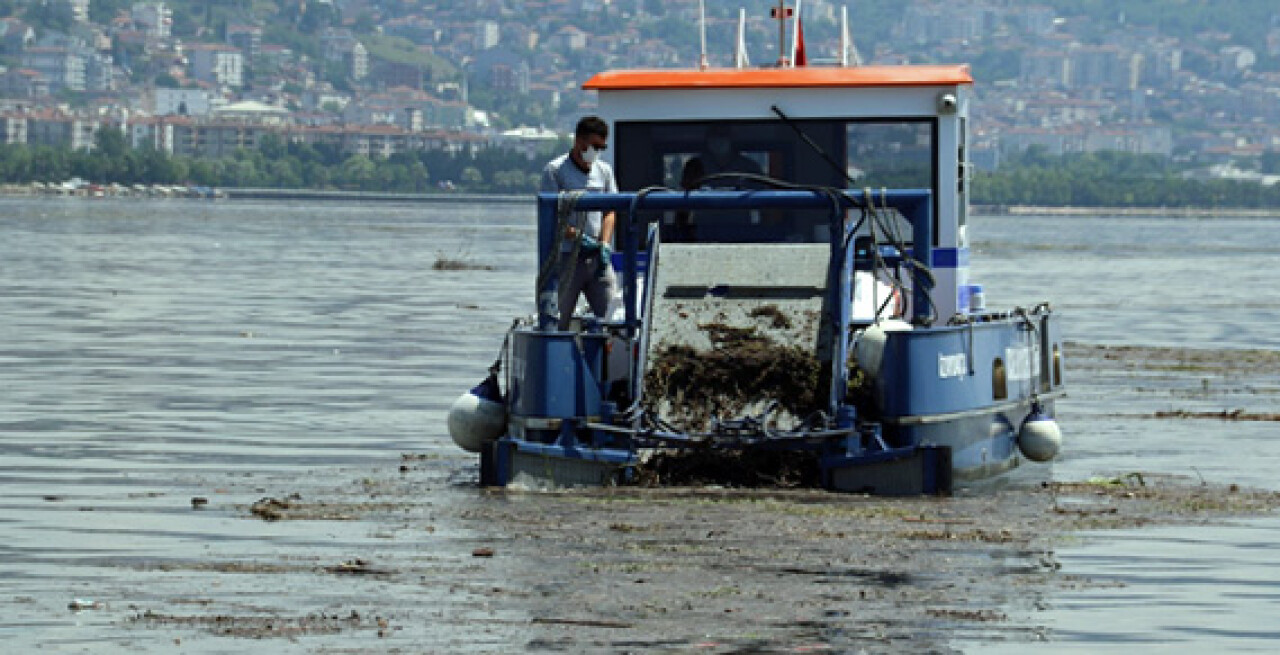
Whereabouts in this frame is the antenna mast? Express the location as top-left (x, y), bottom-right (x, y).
top-left (841, 5), bottom-right (863, 66)
top-left (770, 0), bottom-right (793, 66)
top-left (698, 0), bottom-right (709, 69)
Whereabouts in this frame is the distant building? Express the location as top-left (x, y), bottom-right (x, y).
top-left (0, 19), bottom-right (36, 55)
top-left (155, 88), bottom-right (212, 116)
top-left (348, 42), bottom-right (368, 81)
top-left (502, 23), bottom-right (538, 51)
top-left (132, 2), bottom-right (172, 40)
top-left (1067, 44), bottom-right (1134, 91)
top-left (255, 44), bottom-right (294, 69)
top-left (321, 29), bottom-right (360, 63)
top-left (1082, 124), bottom-right (1173, 156)
top-left (226, 25), bottom-right (263, 60)
top-left (212, 100), bottom-right (290, 125)
top-left (186, 44), bottom-right (244, 88)
top-left (61, 0), bottom-right (91, 24)
top-left (473, 49), bottom-right (530, 94)
top-left (382, 16), bottom-right (442, 45)
top-left (0, 68), bottom-right (49, 98)
top-left (554, 26), bottom-right (587, 51)
top-left (997, 122), bottom-right (1172, 159)
top-left (127, 115), bottom-right (176, 153)
top-left (26, 109), bottom-right (98, 150)
top-left (320, 29), bottom-right (368, 80)
top-left (476, 20), bottom-right (501, 50)
top-left (900, 4), bottom-right (983, 45)
top-left (0, 113), bottom-right (29, 144)
top-left (301, 85), bottom-right (351, 112)
top-left (1218, 46), bottom-right (1257, 78)
top-left (370, 61), bottom-right (425, 91)
top-left (22, 47), bottom-right (87, 92)
top-left (495, 125), bottom-right (560, 159)
top-left (84, 53), bottom-right (115, 92)
top-left (169, 120), bottom-right (256, 158)
top-left (1139, 42), bottom-right (1182, 85)
top-left (1016, 5), bottom-right (1057, 36)
top-left (1019, 50), bottom-right (1069, 89)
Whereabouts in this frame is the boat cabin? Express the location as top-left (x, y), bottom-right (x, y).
top-left (585, 65), bottom-right (976, 319)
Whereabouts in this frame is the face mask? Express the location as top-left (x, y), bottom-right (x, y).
top-left (581, 146), bottom-right (601, 165)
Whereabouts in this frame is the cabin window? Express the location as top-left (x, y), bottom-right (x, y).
top-left (845, 122), bottom-right (933, 191)
top-left (992, 357), bottom-right (1007, 400)
top-left (615, 119), bottom-right (935, 244)
top-left (1053, 344), bottom-right (1062, 387)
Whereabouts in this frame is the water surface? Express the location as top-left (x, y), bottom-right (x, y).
top-left (1, 199), bottom-right (1278, 652)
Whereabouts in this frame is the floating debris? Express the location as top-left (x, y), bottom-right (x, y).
top-left (1152, 409), bottom-right (1280, 422)
top-left (324, 559), bottom-right (392, 575)
top-left (249, 496), bottom-right (298, 521)
top-left (433, 256), bottom-right (494, 271)
top-left (531, 617), bottom-right (635, 629)
top-left (132, 609), bottom-right (377, 638)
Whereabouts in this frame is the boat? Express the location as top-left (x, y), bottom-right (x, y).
top-left (447, 8), bottom-right (1064, 495)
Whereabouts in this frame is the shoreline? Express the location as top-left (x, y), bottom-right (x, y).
top-left (223, 187), bottom-right (530, 204)
top-left (0, 183), bottom-right (529, 204)
top-left (977, 204), bottom-right (1280, 218)
top-left (1, 184), bottom-right (1276, 214)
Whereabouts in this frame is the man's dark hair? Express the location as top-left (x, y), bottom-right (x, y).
top-left (575, 116), bottom-right (608, 139)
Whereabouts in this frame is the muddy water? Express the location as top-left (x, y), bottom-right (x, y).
top-left (0, 198), bottom-right (535, 651)
top-left (963, 212), bottom-right (1280, 652)
top-left (1, 199), bottom-right (1278, 652)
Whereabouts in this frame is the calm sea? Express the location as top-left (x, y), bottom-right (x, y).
top-left (1, 198), bottom-right (1277, 652)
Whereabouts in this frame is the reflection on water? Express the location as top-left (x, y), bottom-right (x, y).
top-left (1, 200), bottom-right (1278, 651)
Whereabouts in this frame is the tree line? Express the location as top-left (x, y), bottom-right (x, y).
top-left (0, 130), bottom-right (562, 195)
top-left (972, 148), bottom-right (1280, 208)
top-left (1, 132), bottom-right (1278, 208)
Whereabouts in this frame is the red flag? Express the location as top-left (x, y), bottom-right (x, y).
top-left (794, 15), bottom-right (808, 66)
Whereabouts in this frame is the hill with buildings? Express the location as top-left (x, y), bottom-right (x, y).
top-left (1, 1), bottom-right (1279, 197)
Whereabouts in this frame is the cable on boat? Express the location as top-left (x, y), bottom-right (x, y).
top-left (533, 190), bottom-right (588, 320)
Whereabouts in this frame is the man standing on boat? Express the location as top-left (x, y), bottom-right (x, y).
top-left (540, 116), bottom-right (618, 330)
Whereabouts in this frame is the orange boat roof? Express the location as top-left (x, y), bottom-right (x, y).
top-left (584, 65), bottom-right (973, 91)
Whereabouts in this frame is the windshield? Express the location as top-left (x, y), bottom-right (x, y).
top-left (616, 119), bottom-right (934, 243)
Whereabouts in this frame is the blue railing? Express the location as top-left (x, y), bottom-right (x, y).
top-left (536, 188), bottom-right (933, 327)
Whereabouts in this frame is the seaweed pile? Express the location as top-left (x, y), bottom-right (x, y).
top-left (636, 447), bottom-right (821, 488)
top-left (643, 321), bottom-right (824, 432)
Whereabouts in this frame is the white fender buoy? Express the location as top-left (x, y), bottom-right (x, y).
top-left (1018, 403), bottom-right (1062, 462)
top-left (853, 319), bottom-right (913, 378)
top-left (447, 377), bottom-right (507, 453)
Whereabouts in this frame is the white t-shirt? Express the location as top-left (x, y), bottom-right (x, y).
top-left (541, 153), bottom-right (617, 252)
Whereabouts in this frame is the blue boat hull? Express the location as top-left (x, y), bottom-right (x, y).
top-left (823, 312), bottom-right (1064, 493)
top-left (461, 190), bottom-right (1065, 495)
